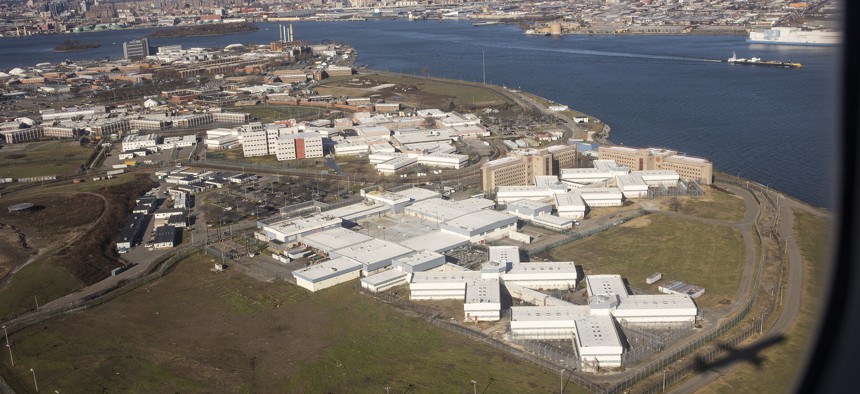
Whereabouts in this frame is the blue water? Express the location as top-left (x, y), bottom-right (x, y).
top-left (0, 20), bottom-right (839, 208)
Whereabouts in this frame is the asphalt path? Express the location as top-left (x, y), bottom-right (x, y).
top-left (668, 189), bottom-right (829, 393)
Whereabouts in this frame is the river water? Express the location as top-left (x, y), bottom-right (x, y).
top-left (0, 20), bottom-right (839, 208)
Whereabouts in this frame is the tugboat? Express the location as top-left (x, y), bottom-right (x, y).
top-left (725, 52), bottom-right (802, 68)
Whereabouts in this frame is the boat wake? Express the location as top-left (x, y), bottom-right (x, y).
top-left (482, 43), bottom-right (721, 63)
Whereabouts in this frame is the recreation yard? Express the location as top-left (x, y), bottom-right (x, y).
top-left (548, 205), bottom-right (746, 309)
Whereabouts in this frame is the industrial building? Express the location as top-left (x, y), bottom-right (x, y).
top-left (116, 213), bottom-right (146, 253)
top-left (292, 256), bottom-right (363, 292)
top-left (153, 225), bottom-right (178, 249)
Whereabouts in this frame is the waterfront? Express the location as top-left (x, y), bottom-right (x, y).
top-left (0, 20), bottom-right (838, 208)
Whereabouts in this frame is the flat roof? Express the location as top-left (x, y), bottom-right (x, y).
top-left (266, 215), bottom-right (342, 236)
top-left (299, 227), bottom-right (373, 252)
top-left (575, 315), bottom-right (623, 348)
top-left (292, 256), bottom-right (362, 283)
top-left (394, 250), bottom-right (445, 268)
top-left (615, 294), bottom-right (697, 310)
top-left (616, 174), bottom-right (647, 188)
top-left (586, 275), bottom-right (630, 299)
top-left (445, 210), bottom-right (517, 232)
top-left (465, 277), bottom-right (500, 304)
top-left (324, 201), bottom-right (389, 222)
top-left (360, 269), bottom-right (409, 287)
top-left (506, 261), bottom-right (578, 275)
top-left (332, 238), bottom-right (413, 265)
top-left (507, 199), bottom-right (553, 210)
top-left (555, 192), bottom-right (585, 208)
top-left (532, 214), bottom-right (574, 226)
top-left (664, 155), bottom-right (710, 165)
top-left (411, 271), bottom-right (480, 284)
top-left (399, 230), bottom-right (469, 253)
top-left (488, 245), bottom-right (520, 265)
top-left (393, 187), bottom-right (440, 202)
top-left (510, 305), bottom-right (591, 321)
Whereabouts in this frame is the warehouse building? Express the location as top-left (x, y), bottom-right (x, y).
top-left (259, 214), bottom-right (343, 244)
top-left (292, 256), bottom-right (363, 292)
top-left (121, 133), bottom-right (158, 152)
top-left (153, 225), bottom-right (178, 249)
top-left (360, 269), bottom-right (410, 293)
top-left (440, 210), bottom-right (518, 242)
top-left (299, 227), bottom-right (373, 253)
top-left (392, 250), bottom-right (446, 273)
top-left (116, 213), bottom-right (146, 253)
top-left (330, 238), bottom-right (414, 275)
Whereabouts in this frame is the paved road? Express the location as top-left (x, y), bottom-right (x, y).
top-left (668, 189), bottom-right (829, 393)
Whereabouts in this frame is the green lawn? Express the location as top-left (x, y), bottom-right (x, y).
top-left (231, 105), bottom-right (328, 123)
top-left (365, 73), bottom-right (513, 107)
top-left (700, 209), bottom-right (832, 394)
top-left (0, 253), bottom-right (579, 393)
top-left (549, 214), bottom-right (745, 307)
top-left (0, 141), bottom-right (91, 178)
top-left (0, 258), bottom-right (83, 319)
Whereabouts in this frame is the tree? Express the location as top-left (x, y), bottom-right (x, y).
top-left (420, 65), bottom-right (430, 78)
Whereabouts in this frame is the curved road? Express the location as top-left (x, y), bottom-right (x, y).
top-left (669, 188), bottom-right (828, 393)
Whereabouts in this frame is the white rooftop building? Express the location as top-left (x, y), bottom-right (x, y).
top-left (330, 238), bottom-right (414, 275)
top-left (298, 227), bottom-right (373, 253)
top-left (260, 214), bottom-right (343, 244)
top-left (292, 256), bottom-right (363, 292)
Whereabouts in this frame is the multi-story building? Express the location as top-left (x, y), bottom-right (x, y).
top-left (598, 146), bottom-right (712, 184)
top-left (275, 132), bottom-right (324, 161)
top-left (481, 148), bottom-right (564, 191)
top-left (123, 38), bottom-right (150, 60)
top-left (239, 123), bottom-right (269, 157)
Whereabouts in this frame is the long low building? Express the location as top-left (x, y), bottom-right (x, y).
top-left (503, 261), bottom-right (579, 289)
top-left (360, 269), bottom-right (410, 293)
top-left (440, 210), bottom-right (518, 242)
top-left (293, 256), bottom-right (363, 292)
top-left (330, 238), bottom-right (414, 275)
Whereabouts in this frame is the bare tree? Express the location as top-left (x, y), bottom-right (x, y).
top-left (668, 197), bottom-right (682, 211)
top-left (421, 65), bottom-right (430, 78)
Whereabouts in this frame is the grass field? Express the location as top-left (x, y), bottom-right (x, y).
top-left (0, 258), bottom-right (82, 319)
top-left (549, 214), bottom-right (745, 308)
top-left (231, 105), bottom-right (328, 123)
top-left (677, 189), bottom-right (747, 222)
top-left (344, 73), bottom-right (512, 108)
top-left (0, 141), bottom-right (91, 178)
top-left (700, 209), bottom-right (832, 394)
top-left (0, 253), bottom-right (578, 393)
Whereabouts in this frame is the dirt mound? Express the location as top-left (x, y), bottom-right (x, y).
top-left (54, 174), bottom-right (159, 285)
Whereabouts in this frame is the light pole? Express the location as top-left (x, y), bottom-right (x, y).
top-left (2, 325), bottom-right (12, 366)
top-left (784, 234), bottom-right (794, 255)
top-left (560, 369), bottom-right (565, 393)
top-left (30, 368), bottom-right (38, 392)
top-left (663, 369), bottom-right (668, 392)
top-left (470, 380), bottom-right (476, 394)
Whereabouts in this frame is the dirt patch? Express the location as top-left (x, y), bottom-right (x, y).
top-left (0, 174), bottom-right (158, 286)
top-left (0, 226), bottom-right (30, 278)
top-left (621, 215), bottom-right (652, 228)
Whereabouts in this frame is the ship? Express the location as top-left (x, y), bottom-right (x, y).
top-left (748, 27), bottom-right (840, 46)
top-left (725, 52), bottom-right (802, 68)
top-left (473, 21), bottom-right (501, 27)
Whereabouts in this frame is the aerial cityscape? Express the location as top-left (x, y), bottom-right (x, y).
top-left (0, 0), bottom-right (838, 393)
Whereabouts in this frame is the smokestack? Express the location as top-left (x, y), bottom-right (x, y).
top-left (278, 24), bottom-right (283, 42)
top-left (289, 24), bottom-right (294, 43)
